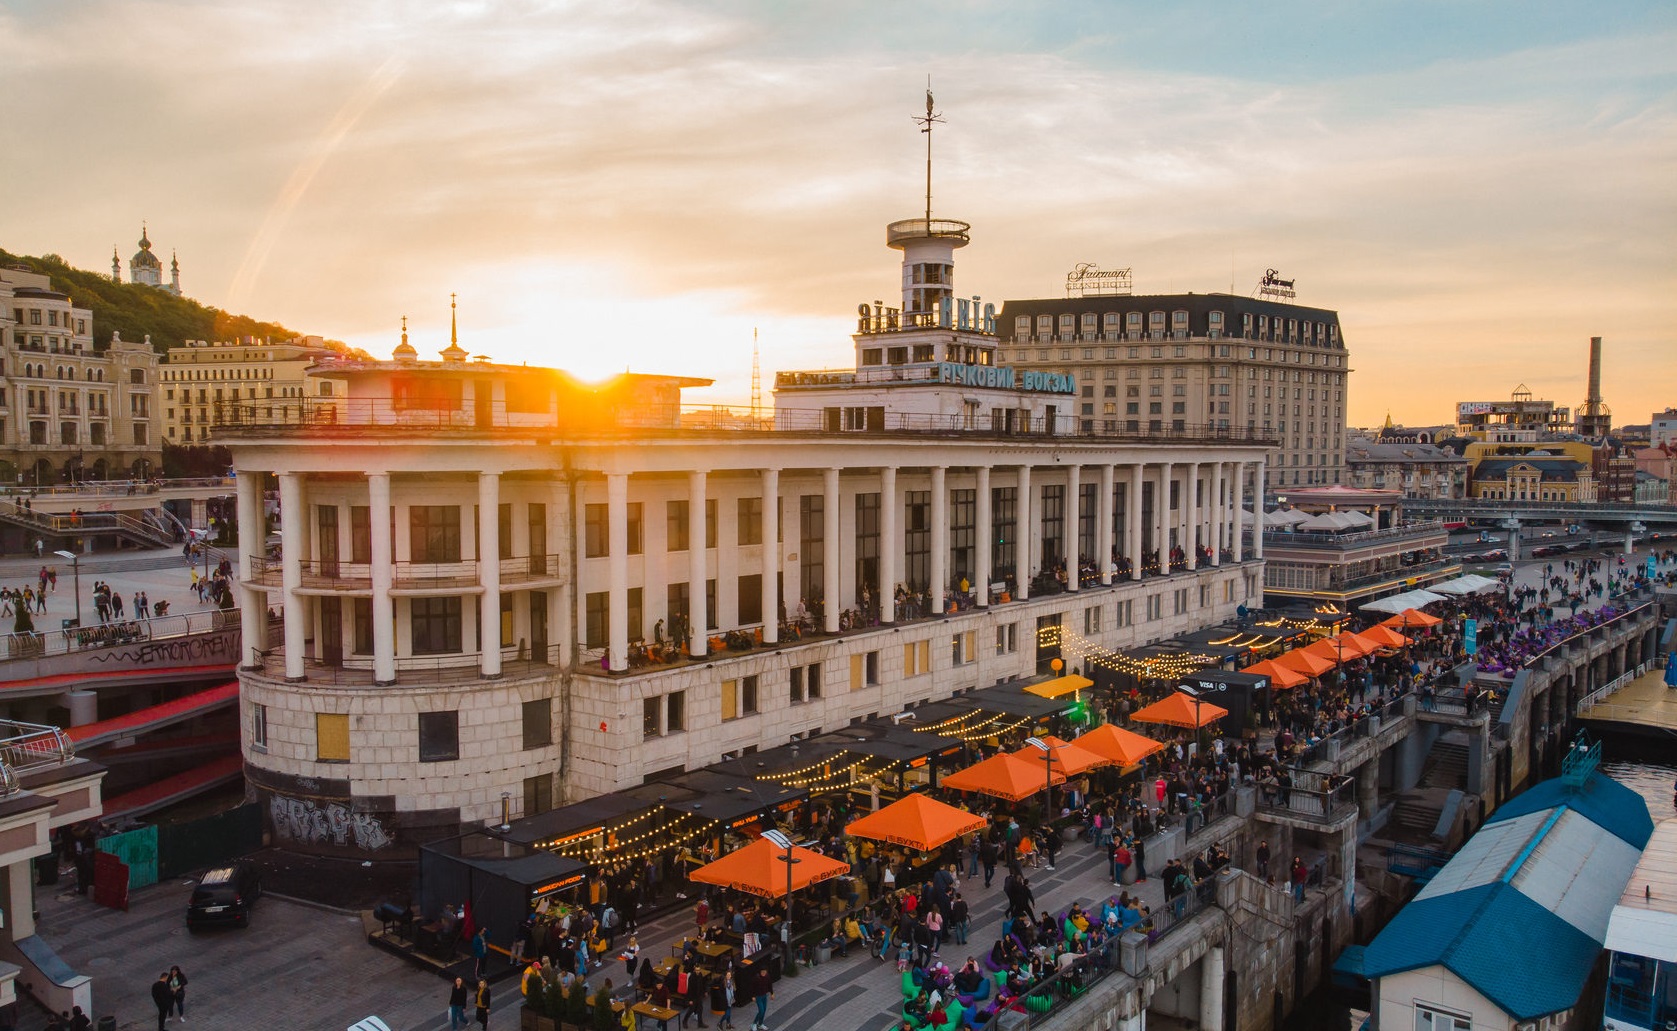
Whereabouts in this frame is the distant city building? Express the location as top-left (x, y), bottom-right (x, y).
top-left (1651, 407), bottom-right (1677, 448)
top-left (1455, 385), bottom-right (1572, 443)
top-left (1593, 446), bottom-right (1639, 504)
top-left (0, 265), bottom-right (161, 485)
top-left (995, 289), bottom-right (1347, 494)
top-left (162, 336), bottom-right (347, 445)
top-left (1344, 419), bottom-right (1467, 499)
top-left (1469, 451), bottom-right (1595, 503)
top-left (113, 225), bottom-right (181, 296)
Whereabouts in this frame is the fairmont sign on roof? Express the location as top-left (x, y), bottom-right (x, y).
top-left (937, 362), bottom-right (1077, 395)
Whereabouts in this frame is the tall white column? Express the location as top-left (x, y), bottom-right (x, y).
top-left (1127, 465), bottom-right (1143, 581)
top-left (1184, 462), bottom-right (1198, 571)
top-left (369, 472), bottom-right (395, 684)
top-left (1098, 464), bottom-right (1114, 585)
top-left (761, 468), bottom-right (779, 644)
top-left (1200, 946), bottom-right (1225, 1031)
top-left (1208, 462), bottom-right (1223, 564)
top-left (688, 472), bottom-right (708, 656)
top-left (1156, 461), bottom-right (1172, 572)
top-left (1233, 462), bottom-right (1246, 563)
top-left (1016, 465), bottom-right (1033, 600)
top-left (478, 472), bottom-right (502, 677)
top-left (607, 472), bottom-right (628, 672)
top-left (879, 466), bottom-right (897, 624)
top-left (1065, 464), bottom-right (1081, 592)
top-left (1254, 459), bottom-right (1266, 559)
top-left (929, 466), bottom-right (947, 616)
top-left (823, 468), bottom-right (841, 633)
top-left (975, 466), bottom-right (992, 607)
top-left (278, 472), bottom-right (306, 681)
top-left (236, 471), bottom-right (265, 668)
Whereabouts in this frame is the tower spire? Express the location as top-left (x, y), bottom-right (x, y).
top-left (440, 293), bottom-right (468, 362)
top-left (750, 327), bottom-right (762, 421)
top-left (112, 247), bottom-right (121, 283)
top-left (913, 80), bottom-right (944, 225)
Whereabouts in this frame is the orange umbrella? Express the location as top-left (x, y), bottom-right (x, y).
top-left (1276, 648), bottom-right (1335, 678)
top-left (1131, 692), bottom-right (1228, 729)
top-left (1305, 633), bottom-right (1374, 664)
top-left (1381, 608), bottom-right (1442, 629)
top-left (844, 794), bottom-right (987, 852)
top-left (941, 753), bottom-right (1067, 803)
top-left (688, 836), bottom-right (850, 898)
top-left (1356, 625), bottom-right (1409, 649)
top-left (1010, 735), bottom-right (1112, 777)
top-left (1073, 724), bottom-right (1166, 766)
top-left (1240, 658), bottom-right (1308, 690)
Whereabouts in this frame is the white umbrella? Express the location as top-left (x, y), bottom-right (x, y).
top-left (1265, 508), bottom-right (1310, 528)
top-left (1427, 577), bottom-right (1478, 596)
top-left (1340, 511), bottom-right (1375, 527)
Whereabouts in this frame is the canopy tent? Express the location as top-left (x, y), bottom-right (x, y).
top-left (1264, 508), bottom-right (1311, 528)
top-left (1359, 589), bottom-right (1448, 615)
top-left (843, 794), bottom-right (986, 852)
top-left (1305, 632), bottom-right (1376, 664)
top-left (419, 832), bottom-right (589, 946)
top-left (688, 836), bottom-right (850, 899)
top-left (1240, 658), bottom-right (1308, 689)
top-left (1274, 647), bottom-right (1336, 678)
top-left (1072, 724), bottom-right (1166, 767)
top-left (1022, 674), bottom-right (1094, 700)
top-left (1355, 625), bottom-right (1411, 649)
top-left (1131, 692), bottom-right (1229, 729)
top-left (1295, 511), bottom-right (1372, 532)
top-left (941, 753), bottom-right (1066, 802)
top-left (1428, 574), bottom-right (1502, 596)
top-left (1240, 508), bottom-right (1257, 526)
top-left (489, 792), bottom-right (653, 849)
top-left (1380, 608), bottom-right (1443, 629)
top-left (1010, 734), bottom-right (1111, 777)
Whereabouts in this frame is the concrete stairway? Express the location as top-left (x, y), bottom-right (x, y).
top-left (1418, 740), bottom-right (1469, 791)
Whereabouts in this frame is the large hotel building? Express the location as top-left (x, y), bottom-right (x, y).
top-left (996, 283), bottom-right (1348, 495)
top-left (221, 211), bottom-right (1276, 853)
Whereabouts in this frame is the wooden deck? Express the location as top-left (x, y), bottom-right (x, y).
top-left (1582, 669), bottom-right (1677, 738)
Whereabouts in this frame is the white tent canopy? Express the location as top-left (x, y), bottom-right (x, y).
top-left (1430, 574), bottom-right (1502, 596)
top-left (1265, 508), bottom-right (1311, 528)
top-left (1359, 589), bottom-right (1450, 614)
top-left (1296, 511), bottom-right (1370, 532)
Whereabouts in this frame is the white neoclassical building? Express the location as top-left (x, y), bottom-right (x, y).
top-left (221, 214), bottom-right (1277, 857)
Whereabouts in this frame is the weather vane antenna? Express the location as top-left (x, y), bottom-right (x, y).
top-left (913, 79), bottom-right (944, 225)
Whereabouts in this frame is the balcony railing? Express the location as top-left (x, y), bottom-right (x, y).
top-left (250, 555), bottom-right (559, 589)
top-left (1256, 768), bottom-right (1357, 822)
top-left (250, 643), bottom-right (563, 686)
top-left (0, 609), bottom-right (236, 664)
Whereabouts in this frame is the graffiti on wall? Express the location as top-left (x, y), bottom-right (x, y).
top-left (268, 794), bottom-right (394, 852)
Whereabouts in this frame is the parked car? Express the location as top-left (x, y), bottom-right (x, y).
top-left (187, 859), bottom-right (262, 928)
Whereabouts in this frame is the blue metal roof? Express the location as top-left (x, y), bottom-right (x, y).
top-left (1486, 768), bottom-right (1654, 850)
top-left (1364, 769), bottom-right (1653, 1020)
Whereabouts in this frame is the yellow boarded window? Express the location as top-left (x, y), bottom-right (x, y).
top-left (850, 654), bottom-right (864, 691)
top-left (317, 713), bottom-right (350, 762)
top-left (721, 679), bottom-right (738, 721)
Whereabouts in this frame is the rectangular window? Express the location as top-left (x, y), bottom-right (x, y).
top-left (584, 591), bottom-right (608, 648)
top-left (903, 639), bottom-right (931, 677)
top-left (737, 496), bottom-right (762, 545)
top-left (584, 503), bottom-right (607, 558)
top-left (643, 696), bottom-right (662, 739)
top-left (1084, 606), bottom-right (1101, 634)
top-left (1040, 484), bottom-right (1064, 567)
top-left (667, 691), bottom-right (685, 732)
top-left (737, 574), bottom-right (762, 625)
top-left (904, 490), bottom-right (930, 593)
top-left (409, 505), bottom-right (461, 564)
top-left (1414, 1005), bottom-right (1471, 1031)
top-left (522, 698), bottom-right (552, 749)
top-left (666, 582), bottom-right (690, 638)
top-left (251, 703), bottom-right (268, 749)
top-left (627, 586), bottom-right (643, 643)
top-left (350, 505), bottom-right (371, 563)
top-left (799, 495), bottom-right (824, 606)
top-left (995, 623), bottom-right (1016, 655)
top-left (706, 578), bottom-right (717, 631)
top-left (626, 502), bottom-right (643, 555)
top-left (706, 499), bottom-right (717, 549)
top-left (1078, 482), bottom-right (1098, 568)
top-left (991, 486), bottom-right (1016, 578)
top-left (418, 711), bottom-right (459, 762)
top-left (866, 651), bottom-right (879, 684)
top-left (1146, 594), bottom-right (1162, 620)
top-left (951, 630), bottom-right (975, 665)
top-left (855, 493), bottom-right (880, 601)
top-left (805, 662), bottom-right (821, 700)
top-left (524, 774), bottom-right (554, 817)
top-left (497, 502), bottom-right (513, 560)
top-left (352, 597), bottom-right (373, 655)
top-left (722, 676), bottom-right (759, 720)
top-left (949, 488), bottom-right (975, 586)
top-left (528, 502), bottom-right (547, 572)
top-left (667, 500), bottom-right (689, 551)
top-left (316, 713), bottom-right (349, 763)
top-left (410, 597), bottom-right (462, 654)
top-left (790, 666), bottom-right (805, 704)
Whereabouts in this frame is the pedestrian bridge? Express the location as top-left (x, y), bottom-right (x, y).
top-left (1402, 497), bottom-right (1677, 527)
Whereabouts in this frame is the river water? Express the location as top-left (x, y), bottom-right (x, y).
top-left (1604, 757), bottom-right (1677, 821)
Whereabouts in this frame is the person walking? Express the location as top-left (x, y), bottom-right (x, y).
top-left (168, 965), bottom-right (188, 1021)
top-left (448, 976), bottom-right (470, 1031)
top-left (749, 961), bottom-right (774, 1031)
top-left (150, 972), bottom-right (173, 1031)
top-left (471, 926), bottom-right (489, 980)
top-left (474, 978), bottom-right (492, 1030)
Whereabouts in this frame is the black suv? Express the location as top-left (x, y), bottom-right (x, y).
top-left (187, 860), bottom-right (262, 928)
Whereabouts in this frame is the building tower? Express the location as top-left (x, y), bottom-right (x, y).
top-left (129, 224), bottom-right (164, 288)
top-left (888, 89), bottom-right (973, 326)
top-left (111, 247), bottom-right (121, 283)
top-left (170, 251), bottom-right (181, 295)
top-left (1577, 336), bottom-right (1611, 438)
top-left (440, 293), bottom-right (468, 363)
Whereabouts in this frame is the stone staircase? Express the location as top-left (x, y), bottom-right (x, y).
top-left (1418, 740), bottom-right (1469, 791)
top-left (1387, 739), bottom-right (1471, 841)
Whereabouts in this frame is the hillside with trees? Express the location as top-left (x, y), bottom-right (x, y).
top-left (1, 248), bottom-right (338, 352)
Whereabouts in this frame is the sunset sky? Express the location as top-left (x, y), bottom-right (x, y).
top-left (4, 0), bottom-right (1673, 427)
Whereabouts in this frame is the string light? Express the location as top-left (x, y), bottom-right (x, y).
top-left (928, 712), bottom-right (1004, 738)
top-left (920, 709), bottom-right (995, 734)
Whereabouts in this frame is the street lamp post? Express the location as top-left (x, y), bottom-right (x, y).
top-left (761, 829), bottom-right (800, 975)
top-left (1176, 685), bottom-right (1205, 761)
top-left (53, 550), bottom-right (80, 628)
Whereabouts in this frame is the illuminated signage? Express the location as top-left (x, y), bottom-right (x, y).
top-left (730, 816), bottom-right (759, 829)
top-left (543, 826), bottom-right (604, 849)
top-left (1258, 268), bottom-right (1297, 300)
top-left (531, 873), bottom-right (586, 898)
top-left (936, 363), bottom-right (1076, 395)
top-left (909, 756), bottom-right (928, 768)
top-left (855, 297), bottom-right (998, 334)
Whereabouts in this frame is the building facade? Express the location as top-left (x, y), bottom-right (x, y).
top-left (0, 266), bottom-right (161, 485)
top-left (1455, 386), bottom-right (1572, 442)
top-left (994, 290), bottom-right (1348, 495)
top-left (1651, 408), bottom-right (1677, 448)
top-left (222, 216), bottom-right (1274, 856)
top-left (113, 225), bottom-right (181, 295)
top-left (1343, 432), bottom-right (1468, 499)
top-left (161, 336), bottom-right (346, 445)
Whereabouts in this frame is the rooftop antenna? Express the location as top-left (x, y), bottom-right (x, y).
top-left (750, 327), bottom-right (762, 420)
top-left (913, 78), bottom-right (944, 224)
